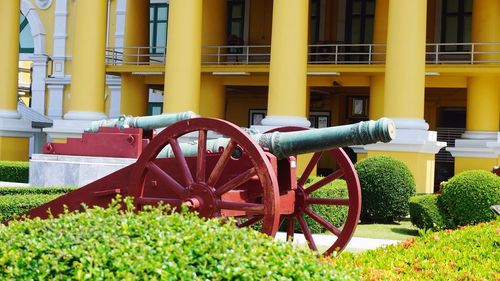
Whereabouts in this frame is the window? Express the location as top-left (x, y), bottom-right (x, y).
top-left (20, 13), bottom-right (34, 53)
top-left (441, 0), bottom-right (472, 51)
top-left (345, 0), bottom-right (375, 62)
top-left (310, 0), bottom-right (321, 43)
top-left (150, 3), bottom-right (168, 54)
top-left (227, 0), bottom-right (245, 47)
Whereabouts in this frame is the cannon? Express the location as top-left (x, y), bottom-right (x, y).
top-left (21, 115), bottom-right (395, 255)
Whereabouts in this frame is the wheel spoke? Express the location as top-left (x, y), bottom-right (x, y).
top-left (305, 168), bottom-right (344, 195)
top-left (238, 216), bottom-right (263, 228)
top-left (196, 129), bottom-right (207, 183)
top-left (298, 152), bottom-right (323, 186)
top-left (297, 215), bottom-right (317, 251)
top-left (304, 207), bottom-right (342, 236)
top-left (169, 138), bottom-right (194, 186)
top-left (286, 217), bottom-right (295, 241)
top-left (207, 139), bottom-right (237, 187)
top-left (217, 200), bottom-right (264, 213)
top-left (307, 197), bottom-right (349, 206)
top-left (146, 162), bottom-right (186, 198)
top-left (214, 167), bottom-right (257, 196)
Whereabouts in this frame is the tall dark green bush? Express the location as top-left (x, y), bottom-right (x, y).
top-left (0, 186), bottom-right (75, 196)
top-left (438, 170), bottom-right (500, 226)
top-left (354, 155), bottom-right (416, 223)
top-left (0, 198), bottom-right (356, 280)
top-left (0, 161), bottom-right (29, 183)
top-left (409, 194), bottom-right (454, 231)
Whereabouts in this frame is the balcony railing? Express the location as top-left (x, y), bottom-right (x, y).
top-left (105, 42), bottom-right (500, 66)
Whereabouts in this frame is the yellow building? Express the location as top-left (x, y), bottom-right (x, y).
top-left (1, 0), bottom-right (499, 193)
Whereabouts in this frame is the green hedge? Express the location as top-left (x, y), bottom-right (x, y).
top-left (0, 187), bottom-right (75, 196)
top-left (332, 218), bottom-right (500, 280)
top-left (439, 170), bottom-right (500, 226)
top-left (354, 155), bottom-right (416, 223)
top-left (0, 194), bottom-right (60, 222)
top-left (0, 198), bottom-right (357, 280)
top-left (408, 194), bottom-right (454, 231)
top-left (0, 161), bottom-right (29, 183)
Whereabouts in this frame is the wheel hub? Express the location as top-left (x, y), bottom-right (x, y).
top-left (184, 183), bottom-right (217, 218)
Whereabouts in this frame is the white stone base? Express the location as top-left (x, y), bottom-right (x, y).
top-left (0, 116), bottom-right (39, 137)
top-left (30, 154), bottom-right (136, 187)
top-left (252, 115), bottom-right (311, 133)
top-left (352, 118), bottom-right (446, 154)
top-left (447, 131), bottom-right (500, 158)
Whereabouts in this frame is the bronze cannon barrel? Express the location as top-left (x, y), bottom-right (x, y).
top-left (158, 118), bottom-right (395, 159)
top-left (86, 111), bottom-right (198, 132)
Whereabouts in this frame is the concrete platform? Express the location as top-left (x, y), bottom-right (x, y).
top-left (0, 181), bottom-right (30, 187)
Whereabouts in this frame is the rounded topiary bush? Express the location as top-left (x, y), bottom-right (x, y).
top-left (0, 198), bottom-right (356, 280)
top-left (438, 170), bottom-right (500, 226)
top-left (354, 155), bottom-right (416, 223)
top-left (409, 194), bottom-right (454, 231)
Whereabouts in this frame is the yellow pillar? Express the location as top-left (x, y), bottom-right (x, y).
top-left (121, 0), bottom-right (149, 116)
top-left (266, 0), bottom-right (309, 121)
top-left (66, 0), bottom-right (107, 119)
top-left (202, 0), bottom-right (227, 63)
top-left (372, 0), bottom-right (388, 63)
top-left (384, 0), bottom-right (426, 118)
top-left (472, 0), bottom-right (500, 63)
top-left (0, 0), bottom-right (20, 113)
top-left (452, 1), bottom-right (500, 173)
top-left (366, 1), bottom-right (441, 194)
top-left (163, 0), bottom-right (203, 113)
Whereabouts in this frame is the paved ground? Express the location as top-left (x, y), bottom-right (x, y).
top-left (0, 181), bottom-right (29, 187)
top-left (275, 232), bottom-right (400, 252)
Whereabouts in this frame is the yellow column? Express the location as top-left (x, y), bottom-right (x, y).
top-left (472, 0), bottom-right (500, 63)
top-left (367, 0), bottom-right (440, 194)
top-left (121, 0), bottom-right (149, 116)
top-left (265, 0), bottom-right (309, 122)
top-left (0, 0), bottom-right (20, 114)
top-left (384, 0), bottom-right (426, 118)
top-left (453, 1), bottom-right (500, 173)
top-left (372, 0), bottom-right (388, 63)
top-left (66, 0), bottom-right (107, 119)
top-left (199, 0), bottom-right (227, 117)
top-left (369, 75), bottom-right (385, 120)
top-left (163, 0), bottom-right (203, 113)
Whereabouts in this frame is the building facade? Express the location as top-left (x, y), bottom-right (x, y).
top-left (0, 0), bottom-right (499, 193)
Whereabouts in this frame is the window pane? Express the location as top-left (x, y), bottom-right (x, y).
top-left (232, 3), bottom-right (243, 19)
top-left (366, 0), bottom-right (375, 15)
top-left (150, 22), bottom-right (154, 46)
top-left (353, 1), bottom-right (362, 15)
top-left (351, 18), bottom-right (361, 44)
top-left (445, 16), bottom-right (458, 43)
top-left (464, 0), bottom-right (472, 13)
top-left (157, 22), bottom-right (167, 47)
top-left (20, 24), bottom-right (34, 52)
top-left (150, 7), bottom-right (154, 21)
top-left (463, 16), bottom-right (471, 43)
top-left (230, 22), bottom-right (242, 37)
top-left (364, 17), bottom-right (373, 43)
top-left (158, 7), bottom-right (168, 21)
top-left (446, 0), bottom-right (458, 13)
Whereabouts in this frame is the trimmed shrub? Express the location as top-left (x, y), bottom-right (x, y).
top-left (439, 170), bottom-right (500, 226)
top-left (354, 155), bottom-right (416, 223)
top-left (0, 198), bottom-right (357, 280)
top-left (0, 161), bottom-right (29, 183)
top-left (301, 177), bottom-right (348, 234)
top-left (330, 218), bottom-right (500, 280)
top-left (408, 194), bottom-right (453, 231)
top-left (0, 186), bottom-right (75, 196)
top-left (0, 194), bottom-right (60, 222)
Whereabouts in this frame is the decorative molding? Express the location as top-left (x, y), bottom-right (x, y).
top-left (108, 85), bottom-right (122, 118)
top-left (21, 0), bottom-right (46, 55)
top-left (35, 0), bottom-right (53, 10)
top-left (447, 131), bottom-right (500, 158)
top-left (30, 55), bottom-right (49, 114)
top-left (63, 111), bottom-right (107, 121)
top-left (47, 84), bottom-right (64, 119)
top-left (0, 110), bottom-right (21, 119)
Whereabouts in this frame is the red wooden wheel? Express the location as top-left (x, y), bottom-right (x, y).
top-left (128, 118), bottom-right (281, 235)
top-left (267, 127), bottom-right (361, 255)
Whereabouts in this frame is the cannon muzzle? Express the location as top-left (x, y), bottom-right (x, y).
top-left (86, 111), bottom-right (198, 132)
top-left (158, 118), bottom-right (395, 159)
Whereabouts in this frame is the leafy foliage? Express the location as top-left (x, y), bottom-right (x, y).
top-left (0, 186), bottom-right (75, 196)
top-left (0, 161), bottom-right (29, 183)
top-left (438, 170), bottom-right (500, 226)
top-left (354, 155), bottom-right (416, 223)
top-left (408, 194), bottom-right (454, 231)
top-left (0, 198), bottom-right (357, 280)
top-left (330, 218), bottom-right (500, 280)
top-left (0, 194), bottom-right (60, 222)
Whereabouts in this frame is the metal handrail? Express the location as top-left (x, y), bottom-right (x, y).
top-left (105, 42), bottom-right (500, 66)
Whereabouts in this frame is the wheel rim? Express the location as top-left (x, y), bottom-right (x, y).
top-left (266, 127), bottom-right (361, 255)
top-left (128, 118), bottom-right (281, 236)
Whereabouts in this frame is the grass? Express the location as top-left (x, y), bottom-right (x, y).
top-left (353, 220), bottom-right (419, 241)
